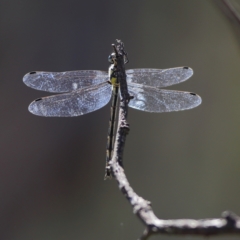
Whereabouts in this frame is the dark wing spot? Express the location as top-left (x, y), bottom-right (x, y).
top-left (30, 71), bottom-right (36, 74)
top-left (35, 98), bottom-right (42, 101)
top-left (190, 92), bottom-right (196, 96)
top-left (183, 66), bottom-right (189, 69)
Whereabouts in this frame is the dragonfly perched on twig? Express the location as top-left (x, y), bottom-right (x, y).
top-left (23, 47), bottom-right (202, 178)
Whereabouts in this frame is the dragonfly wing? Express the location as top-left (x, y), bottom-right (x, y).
top-left (126, 67), bottom-right (193, 88)
top-left (23, 70), bottom-right (108, 93)
top-left (128, 84), bottom-right (201, 112)
top-left (28, 82), bottom-right (112, 117)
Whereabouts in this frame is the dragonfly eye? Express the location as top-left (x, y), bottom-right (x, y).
top-left (108, 53), bottom-right (116, 63)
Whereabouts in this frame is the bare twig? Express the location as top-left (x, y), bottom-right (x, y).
top-left (109, 40), bottom-right (240, 239)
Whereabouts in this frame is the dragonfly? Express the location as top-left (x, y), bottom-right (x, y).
top-left (23, 54), bottom-right (202, 178)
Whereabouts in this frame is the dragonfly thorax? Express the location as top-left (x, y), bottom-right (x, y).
top-left (108, 64), bottom-right (118, 87)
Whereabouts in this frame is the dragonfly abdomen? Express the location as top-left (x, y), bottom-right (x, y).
top-left (105, 62), bottom-right (119, 179)
top-left (105, 84), bottom-right (119, 179)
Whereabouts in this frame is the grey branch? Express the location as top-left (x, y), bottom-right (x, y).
top-left (109, 40), bottom-right (240, 239)
top-left (215, 0), bottom-right (240, 26)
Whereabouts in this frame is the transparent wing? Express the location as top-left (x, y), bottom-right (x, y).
top-left (23, 70), bottom-right (108, 93)
top-left (28, 82), bottom-right (112, 117)
top-left (126, 67), bottom-right (193, 88)
top-left (128, 83), bottom-right (201, 112)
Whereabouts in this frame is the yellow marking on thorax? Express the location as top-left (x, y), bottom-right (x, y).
top-left (109, 64), bottom-right (119, 87)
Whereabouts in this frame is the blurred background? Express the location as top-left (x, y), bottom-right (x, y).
top-left (1, 0), bottom-right (240, 239)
